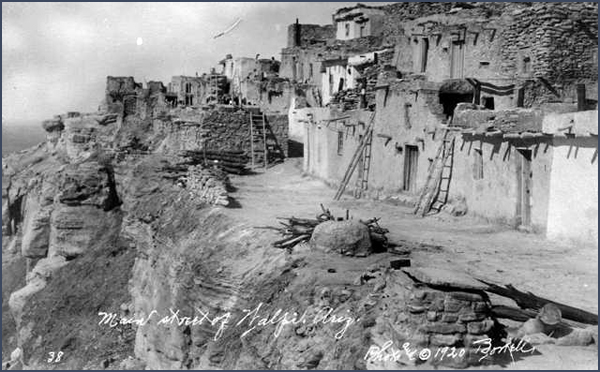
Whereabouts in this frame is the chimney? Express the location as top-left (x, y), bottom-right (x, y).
top-left (294, 18), bottom-right (302, 47)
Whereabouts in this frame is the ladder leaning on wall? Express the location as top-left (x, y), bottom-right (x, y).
top-left (353, 125), bottom-right (374, 199)
top-left (334, 112), bottom-right (376, 201)
top-left (249, 112), bottom-right (268, 170)
top-left (413, 128), bottom-right (457, 217)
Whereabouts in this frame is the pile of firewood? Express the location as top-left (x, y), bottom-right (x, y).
top-left (180, 150), bottom-right (250, 174)
top-left (259, 205), bottom-right (389, 251)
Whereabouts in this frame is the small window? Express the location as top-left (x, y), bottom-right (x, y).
top-left (482, 96), bottom-right (495, 110)
top-left (360, 25), bottom-right (365, 37)
top-left (404, 103), bottom-right (412, 129)
top-left (309, 63), bottom-right (313, 79)
top-left (337, 131), bottom-right (344, 155)
top-left (345, 23), bottom-right (350, 37)
top-left (473, 148), bottom-right (483, 180)
top-left (522, 57), bottom-right (531, 74)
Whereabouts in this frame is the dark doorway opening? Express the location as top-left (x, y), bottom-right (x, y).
top-left (482, 96), bottom-right (495, 110)
top-left (403, 145), bottom-right (419, 192)
top-left (516, 148), bottom-right (532, 229)
top-left (439, 92), bottom-right (473, 119)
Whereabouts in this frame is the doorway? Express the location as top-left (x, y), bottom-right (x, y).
top-left (450, 41), bottom-right (465, 79)
top-left (516, 148), bottom-right (532, 228)
top-left (403, 145), bottom-right (419, 192)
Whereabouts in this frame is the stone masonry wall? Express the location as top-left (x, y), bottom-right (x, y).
top-left (406, 284), bottom-right (496, 368)
top-left (182, 165), bottom-right (230, 206)
top-left (500, 2), bottom-right (598, 83)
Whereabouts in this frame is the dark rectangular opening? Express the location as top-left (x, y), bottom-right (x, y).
top-left (403, 145), bottom-right (419, 192)
top-left (420, 38), bottom-right (429, 73)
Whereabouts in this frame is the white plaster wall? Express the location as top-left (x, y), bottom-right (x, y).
top-left (546, 143), bottom-right (598, 243)
top-left (321, 65), bottom-right (353, 104)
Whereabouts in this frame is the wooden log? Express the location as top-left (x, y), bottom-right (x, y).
top-left (480, 280), bottom-right (598, 325)
top-left (491, 305), bottom-right (586, 329)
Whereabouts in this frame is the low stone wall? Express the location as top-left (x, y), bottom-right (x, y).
top-left (405, 284), bottom-right (496, 368)
top-left (183, 165), bottom-right (230, 206)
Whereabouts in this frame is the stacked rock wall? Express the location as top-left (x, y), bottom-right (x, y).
top-left (184, 165), bottom-right (230, 206)
top-left (406, 284), bottom-right (496, 368)
top-left (500, 3), bottom-right (598, 83)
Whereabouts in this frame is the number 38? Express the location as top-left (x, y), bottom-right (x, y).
top-left (47, 351), bottom-right (64, 363)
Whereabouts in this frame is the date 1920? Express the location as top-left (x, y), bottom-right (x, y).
top-left (47, 351), bottom-right (64, 363)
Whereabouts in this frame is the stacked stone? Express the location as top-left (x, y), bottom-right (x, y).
top-left (185, 165), bottom-right (230, 207)
top-left (405, 284), bottom-right (496, 368)
top-left (500, 2), bottom-right (598, 83)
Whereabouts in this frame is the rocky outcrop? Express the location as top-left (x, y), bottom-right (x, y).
top-left (8, 256), bottom-right (68, 329)
top-left (19, 161), bottom-right (121, 260)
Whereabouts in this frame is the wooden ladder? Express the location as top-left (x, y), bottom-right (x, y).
top-left (208, 75), bottom-right (219, 103)
top-left (249, 112), bottom-right (268, 170)
top-left (353, 128), bottom-right (373, 199)
top-left (334, 113), bottom-right (376, 201)
top-left (413, 129), bottom-right (456, 217)
top-left (430, 137), bottom-right (455, 213)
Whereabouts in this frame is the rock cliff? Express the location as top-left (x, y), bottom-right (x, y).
top-left (2, 78), bottom-right (502, 370)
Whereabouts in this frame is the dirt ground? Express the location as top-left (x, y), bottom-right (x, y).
top-left (225, 158), bottom-right (598, 370)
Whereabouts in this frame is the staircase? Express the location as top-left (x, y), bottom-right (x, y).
top-left (413, 129), bottom-right (457, 216)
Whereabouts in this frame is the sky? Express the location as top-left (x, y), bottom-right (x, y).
top-left (2, 2), bottom-right (392, 124)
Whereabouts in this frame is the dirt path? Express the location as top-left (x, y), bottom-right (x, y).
top-left (228, 159), bottom-right (597, 313)
top-left (226, 158), bottom-right (597, 369)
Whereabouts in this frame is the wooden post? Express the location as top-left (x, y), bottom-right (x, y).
top-left (515, 85), bottom-right (525, 108)
top-left (262, 114), bottom-right (267, 170)
top-left (249, 112), bottom-right (255, 169)
top-left (577, 83), bottom-right (586, 111)
top-left (473, 83), bottom-right (481, 105)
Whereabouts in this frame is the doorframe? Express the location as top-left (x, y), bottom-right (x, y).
top-left (403, 145), bottom-right (419, 192)
top-left (515, 147), bottom-right (532, 229)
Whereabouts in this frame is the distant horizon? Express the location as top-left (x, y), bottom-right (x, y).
top-left (2, 118), bottom-right (46, 127)
top-left (2, 2), bottom-right (394, 123)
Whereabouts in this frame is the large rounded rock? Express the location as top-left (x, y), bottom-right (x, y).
top-left (310, 220), bottom-right (372, 257)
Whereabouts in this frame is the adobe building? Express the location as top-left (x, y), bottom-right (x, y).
top-left (333, 3), bottom-right (386, 40)
top-left (298, 2), bottom-right (598, 243)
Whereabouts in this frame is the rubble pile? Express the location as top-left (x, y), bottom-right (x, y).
top-left (182, 165), bottom-right (230, 207)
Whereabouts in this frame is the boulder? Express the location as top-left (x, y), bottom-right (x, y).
top-left (310, 220), bottom-right (372, 257)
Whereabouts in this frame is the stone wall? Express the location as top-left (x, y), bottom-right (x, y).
top-left (501, 2), bottom-right (598, 83)
top-left (405, 284), bottom-right (496, 368)
top-left (156, 107), bottom-right (289, 160)
top-left (183, 165), bottom-right (230, 206)
top-left (287, 23), bottom-right (335, 48)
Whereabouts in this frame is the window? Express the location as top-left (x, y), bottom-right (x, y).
top-left (482, 96), bottom-right (495, 110)
top-left (360, 25), bottom-right (365, 37)
top-left (185, 82), bottom-right (192, 94)
top-left (329, 73), bottom-right (334, 95)
top-left (404, 103), bottom-right (412, 129)
top-left (473, 148), bottom-right (483, 180)
top-left (309, 63), bottom-right (313, 79)
top-left (337, 131), bottom-right (344, 155)
top-left (345, 23), bottom-right (350, 37)
top-left (522, 57), bottom-right (531, 74)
